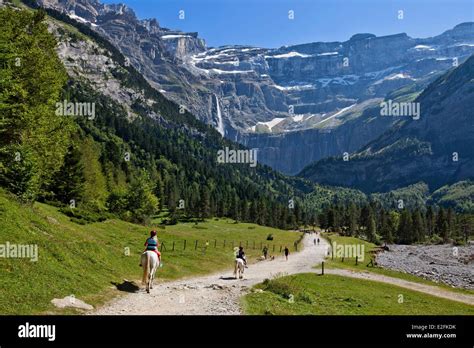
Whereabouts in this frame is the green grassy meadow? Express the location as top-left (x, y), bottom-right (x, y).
top-left (320, 232), bottom-right (474, 296)
top-left (0, 190), bottom-right (302, 314)
top-left (242, 273), bottom-right (474, 315)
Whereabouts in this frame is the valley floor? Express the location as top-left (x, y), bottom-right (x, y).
top-left (92, 233), bottom-right (327, 315)
top-left (92, 234), bottom-right (474, 315)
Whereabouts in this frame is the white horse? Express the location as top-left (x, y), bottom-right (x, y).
top-left (234, 258), bottom-right (245, 279)
top-left (141, 251), bottom-right (159, 293)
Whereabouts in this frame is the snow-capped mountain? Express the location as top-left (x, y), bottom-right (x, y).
top-left (36, 0), bottom-right (474, 174)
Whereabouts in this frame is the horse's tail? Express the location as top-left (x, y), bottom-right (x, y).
top-left (142, 252), bottom-right (150, 285)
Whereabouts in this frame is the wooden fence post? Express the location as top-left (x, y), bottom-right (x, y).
top-left (195, 240), bottom-right (198, 250)
top-left (355, 256), bottom-right (358, 266)
top-left (322, 261), bottom-right (325, 275)
top-left (279, 245), bottom-right (282, 252)
top-left (172, 241), bottom-right (175, 251)
top-left (184, 240), bottom-right (186, 250)
top-left (214, 239), bottom-right (217, 248)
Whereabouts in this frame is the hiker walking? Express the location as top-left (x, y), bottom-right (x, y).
top-left (262, 245), bottom-right (268, 259)
top-left (284, 246), bottom-right (289, 261)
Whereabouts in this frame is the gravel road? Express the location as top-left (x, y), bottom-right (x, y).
top-left (91, 235), bottom-right (474, 315)
top-left (93, 233), bottom-right (328, 315)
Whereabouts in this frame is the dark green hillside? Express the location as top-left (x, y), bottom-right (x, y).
top-left (299, 55), bottom-right (474, 193)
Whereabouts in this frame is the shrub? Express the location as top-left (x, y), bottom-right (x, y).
top-left (296, 291), bottom-right (314, 304)
top-left (262, 278), bottom-right (297, 299)
top-left (430, 234), bottom-right (444, 245)
top-left (59, 207), bottom-right (109, 224)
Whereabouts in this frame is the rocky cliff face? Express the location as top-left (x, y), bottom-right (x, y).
top-left (36, 0), bottom-right (474, 174)
top-left (299, 55), bottom-right (474, 192)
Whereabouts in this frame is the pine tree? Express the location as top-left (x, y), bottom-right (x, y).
top-left (412, 209), bottom-right (425, 243)
top-left (49, 144), bottom-right (84, 204)
top-left (347, 203), bottom-right (358, 236)
top-left (240, 200), bottom-right (249, 222)
top-left (436, 208), bottom-right (449, 242)
top-left (0, 8), bottom-right (73, 201)
top-left (384, 211), bottom-right (398, 244)
top-left (126, 170), bottom-right (159, 223)
top-left (397, 209), bottom-right (413, 244)
top-left (366, 215), bottom-right (377, 243)
top-left (447, 208), bottom-right (454, 238)
top-left (199, 185), bottom-right (211, 219)
top-left (426, 206), bottom-right (435, 237)
top-left (257, 199), bottom-right (266, 226)
top-left (318, 211), bottom-right (328, 231)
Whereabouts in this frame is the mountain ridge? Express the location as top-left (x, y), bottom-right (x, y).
top-left (299, 54), bottom-right (474, 193)
top-left (28, 0), bottom-right (474, 174)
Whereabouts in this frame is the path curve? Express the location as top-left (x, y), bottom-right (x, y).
top-left (325, 268), bottom-right (474, 305)
top-left (92, 234), bottom-right (474, 315)
top-left (93, 233), bottom-right (327, 315)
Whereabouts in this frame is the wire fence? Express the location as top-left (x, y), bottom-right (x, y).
top-left (157, 237), bottom-right (303, 254)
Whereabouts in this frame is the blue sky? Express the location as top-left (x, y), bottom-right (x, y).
top-left (102, 0), bottom-right (474, 48)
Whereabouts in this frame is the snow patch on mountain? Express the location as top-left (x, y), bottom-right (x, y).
top-left (68, 12), bottom-right (97, 27)
top-left (267, 51), bottom-right (312, 59)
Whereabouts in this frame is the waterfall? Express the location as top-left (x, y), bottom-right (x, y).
top-left (215, 94), bottom-right (225, 136)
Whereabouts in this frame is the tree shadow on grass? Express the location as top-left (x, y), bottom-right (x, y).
top-left (111, 280), bottom-right (140, 293)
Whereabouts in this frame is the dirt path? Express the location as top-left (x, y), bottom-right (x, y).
top-left (325, 269), bottom-right (474, 305)
top-left (92, 235), bottom-right (474, 315)
top-left (92, 233), bottom-right (327, 315)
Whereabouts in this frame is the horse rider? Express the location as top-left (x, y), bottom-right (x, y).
top-left (140, 230), bottom-right (161, 266)
top-left (236, 246), bottom-right (248, 267)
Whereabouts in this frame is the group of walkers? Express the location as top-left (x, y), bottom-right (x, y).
top-left (140, 229), bottom-right (323, 270)
top-left (261, 245), bottom-right (290, 261)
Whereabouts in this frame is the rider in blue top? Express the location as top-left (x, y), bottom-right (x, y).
top-left (140, 230), bottom-right (161, 266)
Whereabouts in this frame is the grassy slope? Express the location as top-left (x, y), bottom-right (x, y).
top-left (0, 190), bottom-right (301, 314)
top-left (242, 274), bottom-right (474, 315)
top-left (321, 232), bottom-right (474, 296)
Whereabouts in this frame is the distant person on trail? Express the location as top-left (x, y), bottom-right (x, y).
top-left (317, 238), bottom-right (320, 245)
top-left (262, 246), bottom-right (268, 259)
top-left (236, 246), bottom-right (247, 267)
top-left (284, 246), bottom-right (289, 261)
top-left (140, 230), bottom-right (161, 266)
top-left (313, 238), bottom-right (316, 245)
